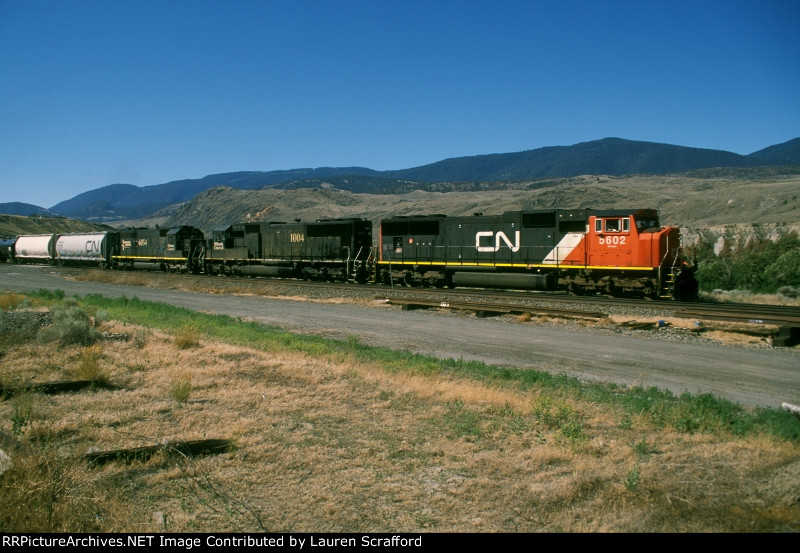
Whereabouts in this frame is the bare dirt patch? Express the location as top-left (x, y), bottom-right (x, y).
top-left (607, 314), bottom-right (780, 348)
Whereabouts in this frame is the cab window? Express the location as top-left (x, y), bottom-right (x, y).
top-left (598, 218), bottom-right (630, 232)
top-left (636, 218), bottom-right (659, 231)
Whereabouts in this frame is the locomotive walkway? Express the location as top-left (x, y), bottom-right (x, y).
top-left (2, 264), bottom-right (798, 410)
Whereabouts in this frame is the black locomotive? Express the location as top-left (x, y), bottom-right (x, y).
top-left (115, 226), bottom-right (206, 272)
top-left (204, 218), bottom-right (372, 282)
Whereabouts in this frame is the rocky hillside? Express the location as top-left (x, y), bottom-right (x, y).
top-left (156, 172), bottom-right (800, 233)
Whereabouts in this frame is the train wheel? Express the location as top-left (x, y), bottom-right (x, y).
top-left (567, 281), bottom-right (585, 296)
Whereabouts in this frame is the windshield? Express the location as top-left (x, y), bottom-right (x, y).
top-left (635, 217), bottom-right (659, 231)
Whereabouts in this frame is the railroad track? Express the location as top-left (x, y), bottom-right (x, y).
top-left (377, 293), bottom-right (800, 346)
top-left (50, 266), bottom-right (800, 346)
top-left (377, 296), bottom-right (608, 320)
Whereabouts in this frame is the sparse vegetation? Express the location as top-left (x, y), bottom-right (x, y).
top-left (0, 291), bottom-right (797, 532)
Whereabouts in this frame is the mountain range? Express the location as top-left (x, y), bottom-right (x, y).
top-left (3, 137), bottom-right (799, 221)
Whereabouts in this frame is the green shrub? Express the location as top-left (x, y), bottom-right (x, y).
top-left (693, 231), bottom-right (800, 293)
top-left (37, 305), bottom-right (99, 347)
top-left (778, 286), bottom-right (799, 299)
top-left (93, 309), bottom-right (109, 327)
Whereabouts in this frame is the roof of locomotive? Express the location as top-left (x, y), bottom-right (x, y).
top-left (166, 226), bottom-right (203, 236)
top-left (591, 208), bottom-right (658, 217)
top-left (379, 208), bottom-right (661, 228)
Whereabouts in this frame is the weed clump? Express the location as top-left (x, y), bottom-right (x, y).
top-left (625, 463), bottom-right (641, 491)
top-left (132, 328), bottom-right (150, 349)
top-left (0, 447), bottom-right (109, 532)
top-left (174, 328), bottom-right (199, 350)
top-left (172, 373), bottom-right (192, 403)
top-left (0, 293), bottom-right (27, 312)
top-left (76, 346), bottom-right (107, 384)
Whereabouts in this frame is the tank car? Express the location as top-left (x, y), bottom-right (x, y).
top-left (55, 232), bottom-right (119, 268)
top-left (378, 209), bottom-right (697, 300)
top-left (13, 234), bottom-right (57, 264)
top-left (204, 218), bottom-right (373, 282)
top-left (113, 226), bottom-right (206, 273)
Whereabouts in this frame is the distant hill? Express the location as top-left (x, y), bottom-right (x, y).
top-left (747, 137), bottom-right (800, 165)
top-left (50, 169), bottom-right (379, 221)
top-left (0, 202), bottom-right (57, 216)
top-left (383, 137), bottom-right (756, 182)
top-left (45, 137), bottom-right (800, 221)
top-left (0, 214), bottom-right (114, 238)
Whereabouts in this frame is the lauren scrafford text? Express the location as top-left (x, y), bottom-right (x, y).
top-left (167, 535), bottom-right (424, 548)
top-left (2, 535), bottom-right (425, 549)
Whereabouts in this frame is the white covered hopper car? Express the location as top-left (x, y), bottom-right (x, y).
top-left (14, 234), bottom-right (56, 263)
top-left (55, 232), bottom-right (118, 267)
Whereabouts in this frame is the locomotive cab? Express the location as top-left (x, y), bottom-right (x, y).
top-left (205, 224), bottom-right (261, 274)
top-left (115, 226), bottom-right (205, 273)
top-left (587, 209), bottom-right (697, 299)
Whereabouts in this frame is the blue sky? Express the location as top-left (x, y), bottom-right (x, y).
top-left (1, 0), bottom-right (798, 207)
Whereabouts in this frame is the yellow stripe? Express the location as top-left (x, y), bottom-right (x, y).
top-left (377, 260), bottom-right (655, 271)
top-left (207, 258), bottom-right (348, 263)
top-left (113, 256), bottom-right (188, 261)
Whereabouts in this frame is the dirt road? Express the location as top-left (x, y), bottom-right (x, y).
top-left (2, 264), bottom-right (798, 409)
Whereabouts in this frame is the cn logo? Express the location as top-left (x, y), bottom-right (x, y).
top-left (476, 231), bottom-right (520, 252)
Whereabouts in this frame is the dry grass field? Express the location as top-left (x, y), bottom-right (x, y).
top-left (1, 293), bottom-right (799, 533)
